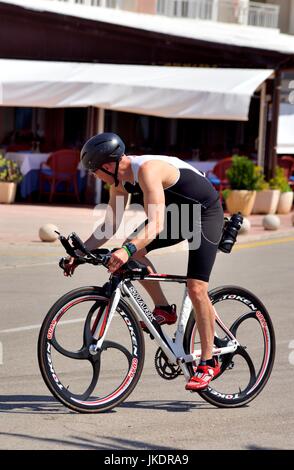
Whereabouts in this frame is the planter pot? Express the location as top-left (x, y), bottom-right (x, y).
top-left (226, 190), bottom-right (256, 216)
top-left (277, 191), bottom-right (294, 214)
top-left (252, 189), bottom-right (280, 214)
top-left (0, 182), bottom-right (17, 204)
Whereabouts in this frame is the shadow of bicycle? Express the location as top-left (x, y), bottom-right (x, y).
top-left (0, 395), bottom-right (211, 414)
top-left (120, 399), bottom-right (211, 412)
top-left (0, 395), bottom-right (68, 414)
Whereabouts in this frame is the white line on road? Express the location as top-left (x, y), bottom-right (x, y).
top-left (0, 262), bottom-right (56, 270)
top-left (0, 318), bottom-right (85, 334)
top-left (0, 313), bottom-right (120, 335)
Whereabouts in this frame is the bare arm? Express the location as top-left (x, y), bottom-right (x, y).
top-left (83, 183), bottom-right (130, 251)
top-left (127, 161), bottom-right (165, 251)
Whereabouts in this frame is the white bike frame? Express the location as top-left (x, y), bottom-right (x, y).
top-left (91, 277), bottom-right (239, 382)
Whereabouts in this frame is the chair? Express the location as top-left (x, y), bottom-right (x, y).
top-left (206, 157), bottom-right (233, 193)
top-left (39, 149), bottom-right (80, 203)
top-left (278, 156), bottom-right (294, 187)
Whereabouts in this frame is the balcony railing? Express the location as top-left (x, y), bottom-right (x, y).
top-left (157, 1), bottom-right (280, 28)
top-left (248, 1), bottom-right (280, 29)
top-left (53, 0), bottom-right (137, 9)
top-left (157, 0), bottom-right (217, 21)
top-left (49, 0), bottom-right (281, 29)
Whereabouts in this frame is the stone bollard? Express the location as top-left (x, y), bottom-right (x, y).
top-left (39, 224), bottom-right (60, 242)
top-left (262, 215), bottom-right (280, 231)
top-left (239, 217), bottom-right (251, 234)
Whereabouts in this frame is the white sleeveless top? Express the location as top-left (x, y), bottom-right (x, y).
top-left (127, 155), bottom-right (205, 184)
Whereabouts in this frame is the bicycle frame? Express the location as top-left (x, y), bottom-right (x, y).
top-left (91, 274), bottom-right (239, 382)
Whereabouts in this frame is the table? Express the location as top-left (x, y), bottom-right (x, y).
top-left (6, 152), bottom-right (51, 176)
top-left (5, 152), bottom-right (86, 199)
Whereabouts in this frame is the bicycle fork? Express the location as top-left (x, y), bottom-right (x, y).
top-left (88, 286), bottom-right (121, 355)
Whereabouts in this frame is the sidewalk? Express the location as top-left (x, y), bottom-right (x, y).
top-left (1, 203), bottom-right (294, 247)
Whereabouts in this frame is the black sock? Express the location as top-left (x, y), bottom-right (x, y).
top-left (200, 358), bottom-right (215, 367)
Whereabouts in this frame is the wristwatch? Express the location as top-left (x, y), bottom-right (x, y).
top-left (122, 242), bottom-right (137, 257)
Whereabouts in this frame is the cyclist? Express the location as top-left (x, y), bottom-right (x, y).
top-left (66, 132), bottom-right (224, 391)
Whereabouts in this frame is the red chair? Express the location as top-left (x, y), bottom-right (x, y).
top-left (39, 149), bottom-right (80, 203)
top-left (206, 157), bottom-right (233, 193)
top-left (278, 156), bottom-right (294, 187)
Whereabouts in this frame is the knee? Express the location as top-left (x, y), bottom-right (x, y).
top-left (187, 279), bottom-right (208, 303)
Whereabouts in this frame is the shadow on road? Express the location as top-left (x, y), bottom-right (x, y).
top-left (247, 445), bottom-right (282, 450)
top-left (0, 395), bottom-right (212, 414)
top-left (121, 399), bottom-right (211, 412)
top-left (0, 395), bottom-right (67, 414)
top-left (0, 432), bottom-right (174, 450)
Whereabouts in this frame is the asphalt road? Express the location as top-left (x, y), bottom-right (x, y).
top-left (0, 239), bottom-right (294, 450)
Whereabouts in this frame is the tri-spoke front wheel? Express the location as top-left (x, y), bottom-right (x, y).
top-left (38, 287), bottom-right (145, 413)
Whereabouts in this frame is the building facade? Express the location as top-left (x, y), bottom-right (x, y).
top-left (1, 0), bottom-right (294, 202)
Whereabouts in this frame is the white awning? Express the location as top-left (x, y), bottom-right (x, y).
top-left (0, 59), bottom-right (273, 121)
top-left (277, 114), bottom-right (294, 154)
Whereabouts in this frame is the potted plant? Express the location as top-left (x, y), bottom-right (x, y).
top-left (252, 166), bottom-right (280, 214)
top-left (225, 156), bottom-right (259, 216)
top-left (269, 166), bottom-right (294, 214)
top-left (0, 154), bottom-right (22, 204)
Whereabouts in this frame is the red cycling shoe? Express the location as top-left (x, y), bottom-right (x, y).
top-left (140, 304), bottom-right (177, 332)
top-left (185, 359), bottom-right (221, 392)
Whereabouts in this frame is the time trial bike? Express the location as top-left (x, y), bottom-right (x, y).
top-left (38, 232), bottom-right (275, 413)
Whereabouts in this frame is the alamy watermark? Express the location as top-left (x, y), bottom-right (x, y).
top-left (92, 197), bottom-right (202, 250)
top-left (289, 340), bottom-right (294, 366)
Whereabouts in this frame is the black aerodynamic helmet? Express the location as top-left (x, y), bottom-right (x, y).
top-left (80, 132), bottom-right (125, 186)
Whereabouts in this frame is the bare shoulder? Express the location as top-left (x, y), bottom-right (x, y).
top-left (138, 160), bottom-right (164, 180)
top-left (138, 160), bottom-right (177, 189)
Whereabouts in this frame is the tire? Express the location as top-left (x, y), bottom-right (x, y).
top-left (184, 285), bottom-right (275, 408)
top-left (38, 286), bottom-right (145, 413)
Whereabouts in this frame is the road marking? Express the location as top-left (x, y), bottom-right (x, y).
top-left (0, 262), bottom-right (56, 270)
top-left (0, 251), bottom-right (63, 257)
top-left (0, 318), bottom-right (85, 334)
top-left (0, 314), bottom-right (119, 335)
top-left (235, 237), bottom-right (294, 251)
top-left (0, 236), bottom-right (293, 271)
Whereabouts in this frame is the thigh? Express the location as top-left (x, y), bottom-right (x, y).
top-left (187, 201), bottom-right (224, 282)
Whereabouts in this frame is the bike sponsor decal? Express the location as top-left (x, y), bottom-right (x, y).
top-left (208, 388), bottom-right (239, 400)
top-left (121, 313), bottom-right (138, 357)
top-left (218, 294), bottom-right (257, 311)
top-left (128, 285), bottom-right (155, 323)
top-left (47, 320), bottom-right (57, 340)
top-left (46, 342), bottom-right (63, 391)
top-left (246, 310), bottom-right (270, 395)
top-left (127, 358), bottom-right (138, 379)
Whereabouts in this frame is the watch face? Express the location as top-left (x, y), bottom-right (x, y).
top-left (127, 243), bottom-right (137, 255)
